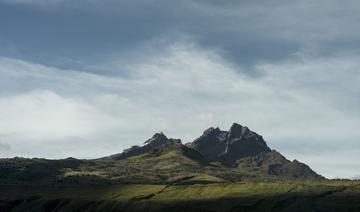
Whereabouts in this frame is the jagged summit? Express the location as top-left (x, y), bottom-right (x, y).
top-left (195, 123), bottom-right (264, 144)
top-left (144, 132), bottom-right (181, 147)
top-left (145, 132), bottom-right (167, 142)
top-left (110, 132), bottom-right (182, 160)
top-left (228, 123), bottom-right (255, 140)
top-left (189, 123), bottom-right (271, 165)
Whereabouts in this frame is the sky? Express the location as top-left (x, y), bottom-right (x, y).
top-left (0, 0), bottom-right (359, 179)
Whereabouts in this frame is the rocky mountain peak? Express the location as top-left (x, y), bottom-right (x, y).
top-left (152, 132), bottom-right (167, 139)
top-left (144, 132), bottom-right (181, 147)
top-left (190, 123), bottom-right (271, 165)
top-left (144, 132), bottom-right (167, 145)
top-left (110, 132), bottom-right (181, 160)
top-left (105, 122), bottom-right (321, 180)
top-left (229, 122), bottom-right (243, 132)
top-left (203, 127), bottom-right (222, 136)
top-left (228, 123), bottom-right (254, 140)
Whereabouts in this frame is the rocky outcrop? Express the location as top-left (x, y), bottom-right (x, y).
top-left (236, 150), bottom-right (322, 179)
top-left (188, 123), bottom-right (271, 166)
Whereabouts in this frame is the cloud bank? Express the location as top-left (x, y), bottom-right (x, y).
top-left (1, 0), bottom-right (360, 72)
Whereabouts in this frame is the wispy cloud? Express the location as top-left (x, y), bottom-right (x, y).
top-left (0, 90), bottom-right (112, 140)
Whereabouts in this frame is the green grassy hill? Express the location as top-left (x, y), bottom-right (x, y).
top-left (0, 144), bottom-right (269, 185)
top-left (0, 143), bottom-right (318, 185)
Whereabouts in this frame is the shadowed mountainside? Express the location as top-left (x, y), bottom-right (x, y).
top-left (187, 123), bottom-right (271, 165)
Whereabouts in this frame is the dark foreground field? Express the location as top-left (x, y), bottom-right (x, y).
top-left (1, 181), bottom-right (359, 212)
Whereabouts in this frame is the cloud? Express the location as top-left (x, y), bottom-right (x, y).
top-left (353, 176), bottom-right (360, 180)
top-left (2, 0), bottom-right (360, 72)
top-left (0, 90), bottom-right (113, 141)
top-left (0, 0), bottom-right (72, 6)
top-left (0, 143), bottom-right (10, 151)
top-left (0, 40), bottom-right (359, 178)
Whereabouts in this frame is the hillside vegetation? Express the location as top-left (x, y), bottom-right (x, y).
top-left (0, 181), bottom-right (359, 211)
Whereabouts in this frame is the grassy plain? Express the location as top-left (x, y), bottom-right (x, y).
top-left (0, 181), bottom-right (359, 211)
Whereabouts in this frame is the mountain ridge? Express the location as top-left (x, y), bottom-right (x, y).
top-left (0, 123), bottom-right (324, 185)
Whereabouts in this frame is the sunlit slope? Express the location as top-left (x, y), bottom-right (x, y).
top-left (63, 143), bottom-right (264, 184)
top-left (0, 143), bottom-right (292, 185)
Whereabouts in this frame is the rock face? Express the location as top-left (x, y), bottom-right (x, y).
top-left (109, 132), bottom-right (182, 160)
top-left (188, 123), bottom-right (271, 166)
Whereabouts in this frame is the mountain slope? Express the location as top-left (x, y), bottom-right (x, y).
top-left (236, 150), bottom-right (321, 178)
top-left (187, 123), bottom-right (321, 179)
top-left (108, 133), bottom-right (182, 160)
top-left (0, 123), bottom-right (323, 184)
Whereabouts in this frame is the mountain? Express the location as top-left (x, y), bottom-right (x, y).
top-left (0, 123), bottom-right (323, 185)
top-left (109, 132), bottom-right (181, 160)
top-left (187, 123), bottom-right (271, 165)
top-left (187, 123), bottom-right (320, 179)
